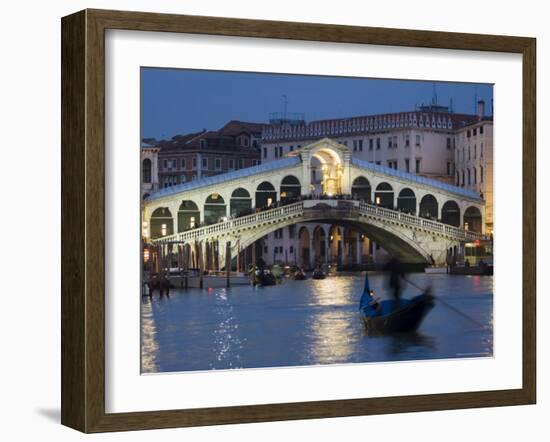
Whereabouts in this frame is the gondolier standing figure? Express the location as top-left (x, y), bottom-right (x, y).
top-left (385, 257), bottom-right (405, 310)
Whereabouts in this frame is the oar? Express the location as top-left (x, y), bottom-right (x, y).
top-left (402, 276), bottom-right (488, 330)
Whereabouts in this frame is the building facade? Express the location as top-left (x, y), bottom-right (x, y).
top-left (153, 120), bottom-right (264, 190)
top-left (141, 106), bottom-right (493, 267)
top-left (258, 105), bottom-right (492, 266)
top-left (141, 142), bottom-right (160, 200)
top-left (453, 101), bottom-right (494, 233)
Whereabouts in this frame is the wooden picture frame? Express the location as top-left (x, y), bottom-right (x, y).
top-left (61, 8), bottom-right (536, 433)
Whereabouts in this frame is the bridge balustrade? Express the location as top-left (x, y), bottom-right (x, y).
top-left (154, 199), bottom-right (487, 244)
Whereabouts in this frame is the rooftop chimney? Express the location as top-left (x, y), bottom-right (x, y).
top-left (477, 100), bottom-right (485, 120)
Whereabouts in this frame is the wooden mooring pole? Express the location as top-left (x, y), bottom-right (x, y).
top-left (225, 241), bottom-right (231, 288)
top-left (183, 244), bottom-right (189, 290)
top-left (198, 241), bottom-right (204, 289)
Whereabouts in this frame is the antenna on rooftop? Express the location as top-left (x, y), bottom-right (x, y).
top-left (282, 94), bottom-right (288, 120)
top-left (269, 95), bottom-right (304, 125)
top-left (432, 83), bottom-right (438, 105)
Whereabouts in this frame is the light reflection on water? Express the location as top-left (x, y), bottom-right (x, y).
top-left (211, 288), bottom-right (244, 369)
top-left (140, 298), bottom-right (159, 373)
top-left (308, 278), bottom-right (356, 364)
top-left (141, 273), bottom-right (493, 373)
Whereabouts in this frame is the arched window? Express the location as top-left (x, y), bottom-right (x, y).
top-left (441, 201), bottom-right (460, 227)
top-left (280, 175), bottom-right (301, 202)
top-left (464, 206), bottom-right (483, 233)
top-left (397, 188), bottom-right (416, 214)
top-left (255, 181), bottom-right (277, 208)
top-left (142, 158), bottom-right (152, 183)
top-left (204, 194), bottom-right (227, 225)
top-left (150, 207), bottom-right (173, 239)
top-left (298, 227), bottom-right (311, 268)
top-left (312, 225), bottom-right (327, 266)
top-left (374, 182), bottom-right (394, 209)
top-left (178, 200), bottom-right (200, 231)
top-left (419, 194), bottom-right (439, 219)
top-left (230, 188), bottom-right (252, 217)
top-left (351, 176), bottom-right (371, 202)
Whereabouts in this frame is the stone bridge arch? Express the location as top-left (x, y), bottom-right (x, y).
top-left (228, 209), bottom-right (435, 265)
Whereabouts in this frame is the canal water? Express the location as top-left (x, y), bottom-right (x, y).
top-left (141, 273), bottom-right (493, 373)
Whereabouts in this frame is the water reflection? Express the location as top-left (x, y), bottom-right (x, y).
top-left (386, 332), bottom-right (436, 358)
top-left (141, 273), bottom-right (494, 373)
top-left (211, 288), bottom-right (244, 369)
top-left (308, 277), bottom-right (356, 364)
top-left (140, 297), bottom-right (159, 373)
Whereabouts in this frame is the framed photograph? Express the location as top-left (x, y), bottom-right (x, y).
top-left (61, 9), bottom-right (536, 433)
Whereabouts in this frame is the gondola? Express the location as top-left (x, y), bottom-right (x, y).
top-left (359, 273), bottom-right (434, 334)
top-left (293, 268), bottom-right (307, 280)
top-left (249, 268), bottom-right (277, 286)
top-left (312, 268), bottom-right (327, 280)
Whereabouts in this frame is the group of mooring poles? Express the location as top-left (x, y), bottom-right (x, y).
top-left (143, 239), bottom-right (258, 292)
top-left (146, 240), bottom-right (196, 290)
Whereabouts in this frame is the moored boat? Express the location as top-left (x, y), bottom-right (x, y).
top-left (293, 268), bottom-right (307, 280)
top-left (312, 269), bottom-right (327, 280)
top-left (424, 266), bottom-right (447, 274)
top-left (249, 267), bottom-right (277, 286)
top-left (450, 264), bottom-right (493, 276)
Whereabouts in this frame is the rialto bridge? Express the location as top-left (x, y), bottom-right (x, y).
top-left (142, 138), bottom-right (487, 267)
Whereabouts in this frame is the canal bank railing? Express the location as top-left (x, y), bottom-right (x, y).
top-left (153, 200), bottom-right (489, 244)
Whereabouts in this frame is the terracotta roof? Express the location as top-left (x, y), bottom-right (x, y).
top-left (154, 132), bottom-right (203, 151)
top-left (218, 120), bottom-right (267, 136)
top-left (152, 123), bottom-right (264, 155)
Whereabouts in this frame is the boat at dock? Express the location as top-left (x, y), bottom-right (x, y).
top-left (249, 267), bottom-right (277, 286)
top-left (312, 268), bottom-right (327, 280)
top-left (167, 273), bottom-right (251, 289)
top-left (424, 266), bottom-right (447, 274)
top-left (450, 264), bottom-right (493, 276)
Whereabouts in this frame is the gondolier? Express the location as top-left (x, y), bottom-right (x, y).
top-left (359, 271), bottom-right (434, 334)
top-left (384, 257), bottom-right (405, 309)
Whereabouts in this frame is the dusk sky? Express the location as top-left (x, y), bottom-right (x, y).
top-left (141, 68), bottom-right (493, 140)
